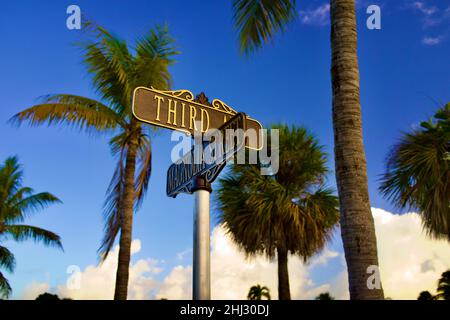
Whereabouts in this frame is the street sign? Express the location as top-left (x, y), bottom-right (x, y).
top-left (132, 87), bottom-right (263, 150)
top-left (166, 112), bottom-right (247, 198)
top-left (132, 86), bottom-right (264, 300)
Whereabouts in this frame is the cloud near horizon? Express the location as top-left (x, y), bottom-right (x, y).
top-left (21, 208), bottom-right (450, 300)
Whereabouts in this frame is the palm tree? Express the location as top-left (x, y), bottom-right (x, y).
top-left (217, 125), bottom-right (339, 300)
top-left (315, 292), bottom-right (335, 300)
top-left (35, 293), bottom-right (61, 300)
top-left (247, 284), bottom-right (271, 300)
top-left (417, 291), bottom-right (435, 300)
top-left (230, 0), bottom-right (384, 299)
top-left (11, 23), bottom-right (179, 300)
top-left (380, 104), bottom-right (450, 241)
top-left (437, 270), bottom-right (450, 300)
top-left (0, 156), bottom-right (62, 298)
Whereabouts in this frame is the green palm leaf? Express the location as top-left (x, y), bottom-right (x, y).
top-left (437, 270), bottom-right (450, 300)
top-left (135, 24), bottom-right (179, 90)
top-left (99, 157), bottom-right (125, 260)
top-left (4, 192), bottom-right (61, 224)
top-left (0, 156), bottom-right (23, 202)
top-left (0, 156), bottom-right (62, 223)
top-left (0, 246), bottom-right (15, 273)
top-left (135, 131), bottom-right (152, 209)
top-left (380, 104), bottom-right (450, 241)
top-left (4, 225), bottom-right (63, 250)
top-left (0, 271), bottom-right (12, 298)
top-left (10, 94), bottom-right (124, 134)
top-left (81, 21), bottom-right (135, 113)
top-left (233, 0), bottom-right (297, 54)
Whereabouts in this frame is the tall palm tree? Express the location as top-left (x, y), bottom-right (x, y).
top-left (11, 23), bottom-right (179, 300)
top-left (437, 270), bottom-right (450, 300)
top-left (0, 156), bottom-right (62, 298)
top-left (231, 0), bottom-right (384, 299)
top-left (380, 104), bottom-right (450, 241)
top-left (247, 284), bottom-right (271, 300)
top-left (217, 125), bottom-right (339, 300)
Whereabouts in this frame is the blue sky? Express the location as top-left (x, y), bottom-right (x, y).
top-left (0, 0), bottom-right (449, 299)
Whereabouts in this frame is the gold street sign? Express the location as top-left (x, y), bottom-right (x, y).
top-left (132, 87), bottom-right (263, 150)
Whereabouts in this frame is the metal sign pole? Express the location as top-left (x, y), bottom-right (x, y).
top-left (192, 176), bottom-right (211, 300)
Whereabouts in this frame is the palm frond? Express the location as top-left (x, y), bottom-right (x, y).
top-left (135, 24), bottom-right (179, 90)
top-left (98, 156), bottom-right (125, 260)
top-left (0, 156), bottom-right (23, 205)
top-left (4, 192), bottom-right (61, 224)
top-left (4, 225), bottom-right (63, 249)
top-left (0, 271), bottom-right (12, 299)
top-left (80, 22), bottom-right (135, 114)
top-left (437, 270), bottom-right (450, 300)
top-left (232, 0), bottom-right (297, 54)
top-left (109, 130), bottom-right (131, 158)
top-left (261, 290), bottom-right (271, 300)
top-left (135, 130), bottom-right (152, 209)
top-left (0, 246), bottom-right (15, 273)
top-left (10, 94), bottom-right (124, 134)
top-left (0, 156), bottom-right (63, 253)
top-left (380, 104), bottom-right (450, 240)
top-left (4, 187), bottom-right (33, 207)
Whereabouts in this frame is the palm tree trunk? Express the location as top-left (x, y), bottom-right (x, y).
top-left (114, 124), bottom-right (139, 300)
top-left (277, 246), bottom-right (291, 300)
top-left (330, 0), bottom-right (384, 299)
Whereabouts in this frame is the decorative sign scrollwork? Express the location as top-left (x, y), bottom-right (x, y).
top-left (151, 87), bottom-right (194, 101)
top-left (211, 99), bottom-right (237, 115)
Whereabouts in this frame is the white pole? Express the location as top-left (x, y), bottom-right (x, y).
top-left (193, 187), bottom-right (211, 300)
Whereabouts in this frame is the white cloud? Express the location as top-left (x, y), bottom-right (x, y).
top-left (406, 1), bottom-right (448, 44)
top-left (21, 209), bottom-right (450, 300)
top-left (157, 226), bottom-right (340, 300)
top-left (59, 239), bottom-right (162, 300)
top-left (299, 4), bottom-right (330, 26)
top-left (21, 240), bottom-right (162, 300)
top-left (165, 209), bottom-right (449, 300)
top-left (422, 36), bottom-right (442, 45)
top-left (412, 1), bottom-right (438, 16)
top-left (21, 282), bottom-right (50, 300)
top-left (409, 1), bottom-right (450, 28)
top-left (21, 228), bottom-right (339, 300)
top-left (176, 248), bottom-right (192, 261)
top-left (157, 265), bottom-right (192, 300)
top-left (332, 208), bottom-right (450, 299)
top-left (372, 208), bottom-right (450, 299)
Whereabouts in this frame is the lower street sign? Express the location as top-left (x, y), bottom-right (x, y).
top-left (166, 112), bottom-right (247, 198)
